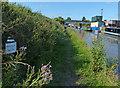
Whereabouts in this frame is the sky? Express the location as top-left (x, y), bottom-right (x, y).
top-left (9, 0), bottom-right (120, 2)
top-left (12, 2), bottom-right (118, 21)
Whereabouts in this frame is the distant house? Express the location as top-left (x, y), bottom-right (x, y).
top-left (91, 16), bottom-right (102, 22)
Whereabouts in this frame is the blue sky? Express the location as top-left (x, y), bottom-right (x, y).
top-left (14, 2), bottom-right (118, 21)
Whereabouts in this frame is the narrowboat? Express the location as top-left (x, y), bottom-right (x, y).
top-left (91, 27), bottom-right (101, 33)
top-left (104, 27), bottom-right (120, 36)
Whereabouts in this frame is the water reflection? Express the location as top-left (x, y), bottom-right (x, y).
top-left (80, 31), bottom-right (85, 39)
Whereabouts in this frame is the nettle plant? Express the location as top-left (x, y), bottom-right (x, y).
top-left (2, 46), bottom-right (53, 87)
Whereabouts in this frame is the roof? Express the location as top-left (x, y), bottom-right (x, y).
top-left (110, 20), bottom-right (120, 21)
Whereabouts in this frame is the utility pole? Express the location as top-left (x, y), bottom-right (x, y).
top-left (101, 8), bottom-right (103, 21)
top-left (101, 8), bottom-right (103, 17)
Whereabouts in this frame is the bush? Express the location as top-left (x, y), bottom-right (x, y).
top-left (2, 46), bottom-right (53, 87)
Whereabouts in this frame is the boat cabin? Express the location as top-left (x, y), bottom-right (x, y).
top-left (104, 27), bottom-right (120, 36)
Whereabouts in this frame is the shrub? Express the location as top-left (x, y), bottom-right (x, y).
top-left (2, 46), bottom-right (52, 87)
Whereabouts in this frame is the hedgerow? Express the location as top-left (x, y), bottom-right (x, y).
top-left (2, 2), bottom-right (68, 87)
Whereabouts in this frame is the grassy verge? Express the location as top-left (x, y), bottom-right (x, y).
top-left (2, 2), bottom-right (118, 87)
top-left (66, 28), bottom-right (118, 86)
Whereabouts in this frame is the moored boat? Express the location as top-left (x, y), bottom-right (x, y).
top-left (104, 27), bottom-right (120, 36)
top-left (94, 30), bottom-right (101, 33)
top-left (91, 27), bottom-right (101, 33)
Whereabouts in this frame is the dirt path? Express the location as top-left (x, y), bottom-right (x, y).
top-left (60, 42), bottom-right (79, 86)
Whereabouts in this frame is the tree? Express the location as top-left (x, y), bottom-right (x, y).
top-left (66, 17), bottom-right (71, 20)
top-left (54, 17), bottom-right (65, 25)
top-left (84, 20), bottom-right (91, 22)
top-left (54, 17), bottom-right (58, 21)
top-left (82, 16), bottom-right (86, 22)
top-left (104, 19), bottom-right (107, 21)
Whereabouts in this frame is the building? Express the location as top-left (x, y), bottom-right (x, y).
top-left (108, 20), bottom-right (120, 27)
top-left (91, 16), bottom-right (102, 22)
top-left (91, 22), bottom-right (104, 27)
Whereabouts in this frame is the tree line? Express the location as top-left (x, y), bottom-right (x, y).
top-left (54, 16), bottom-right (91, 25)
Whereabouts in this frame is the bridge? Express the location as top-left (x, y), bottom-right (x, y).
top-left (65, 20), bottom-right (91, 24)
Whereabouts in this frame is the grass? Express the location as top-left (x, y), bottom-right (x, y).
top-left (2, 2), bottom-right (118, 87)
top-left (46, 28), bottom-right (118, 86)
top-left (66, 29), bottom-right (91, 85)
top-left (47, 28), bottom-right (91, 86)
top-left (65, 28), bottom-right (118, 86)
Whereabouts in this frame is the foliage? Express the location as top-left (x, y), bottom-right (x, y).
top-left (73, 23), bottom-right (79, 27)
top-left (66, 17), bottom-right (71, 20)
top-left (2, 2), bottom-right (69, 87)
top-left (82, 24), bottom-right (90, 27)
top-left (82, 17), bottom-right (90, 22)
top-left (54, 17), bottom-right (65, 25)
top-left (88, 37), bottom-right (118, 86)
top-left (21, 62), bottom-right (52, 87)
top-left (90, 37), bottom-right (106, 72)
top-left (65, 23), bottom-right (69, 25)
top-left (82, 16), bottom-right (86, 22)
top-left (104, 19), bottom-right (107, 21)
top-left (84, 20), bottom-right (91, 22)
top-left (2, 2), bottom-right (35, 48)
top-left (2, 46), bottom-right (52, 87)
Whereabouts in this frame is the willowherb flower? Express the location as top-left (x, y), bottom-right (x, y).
top-left (50, 74), bottom-right (52, 77)
top-left (44, 78), bottom-right (47, 81)
top-left (24, 47), bottom-right (27, 50)
top-left (50, 74), bottom-right (53, 80)
top-left (20, 46), bottom-right (24, 49)
top-left (45, 72), bottom-right (49, 75)
top-left (49, 65), bottom-right (52, 68)
top-left (20, 46), bottom-right (27, 50)
top-left (48, 70), bottom-right (51, 74)
top-left (43, 65), bottom-right (46, 68)
top-left (50, 76), bottom-right (53, 80)
top-left (41, 65), bottom-right (47, 71)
